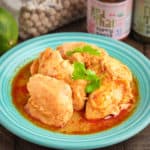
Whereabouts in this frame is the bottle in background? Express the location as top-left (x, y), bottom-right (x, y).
top-left (132, 0), bottom-right (150, 43)
top-left (87, 0), bottom-right (133, 40)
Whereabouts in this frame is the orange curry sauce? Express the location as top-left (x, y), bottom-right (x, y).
top-left (12, 63), bottom-right (139, 135)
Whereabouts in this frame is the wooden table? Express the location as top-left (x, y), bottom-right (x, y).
top-left (0, 19), bottom-right (150, 150)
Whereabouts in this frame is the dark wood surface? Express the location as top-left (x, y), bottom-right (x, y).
top-left (0, 19), bottom-right (150, 150)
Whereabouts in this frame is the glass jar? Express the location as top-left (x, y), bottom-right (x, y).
top-left (132, 0), bottom-right (150, 43)
top-left (87, 0), bottom-right (133, 40)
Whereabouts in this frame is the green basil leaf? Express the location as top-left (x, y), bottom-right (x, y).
top-left (66, 45), bottom-right (100, 56)
top-left (72, 62), bottom-right (101, 93)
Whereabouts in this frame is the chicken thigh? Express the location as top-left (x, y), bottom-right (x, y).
top-left (25, 74), bottom-right (73, 127)
top-left (85, 79), bottom-right (133, 120)
top-left (103, 57), bottom-right (133, 88)
top-left (85, 56), bottom-right (133, 120)
top-left (30, 48), bottom-right (73, 82)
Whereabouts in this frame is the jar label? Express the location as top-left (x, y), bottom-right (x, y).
top-left (87, 0), bottom-right (133, 40)
top-left (133, 0), bottom-right (150, 37)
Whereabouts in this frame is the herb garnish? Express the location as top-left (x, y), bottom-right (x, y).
top-left (72, 62), bottom-right (100, 93)
top-left (66, 45), bottom-right (100, 56)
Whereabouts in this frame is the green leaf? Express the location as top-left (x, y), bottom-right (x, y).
top-left (66, 47), bottom-right (83, 56)
top-left (66, 45), bottom-right (100, 56)
top-left (72, 62), bottom-right (86, 80)
top-left (83, 45), bottom-right (100, 56)
top-left (85, 78), bottom-right (100, 93)
top-left (72, 62), bottom-right (101, 93)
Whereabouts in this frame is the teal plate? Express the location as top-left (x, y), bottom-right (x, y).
top-left (0, 33), bottom-right (150, 149)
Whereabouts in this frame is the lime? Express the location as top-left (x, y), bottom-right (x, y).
top-left (0, 7), bottom-right (18, 55)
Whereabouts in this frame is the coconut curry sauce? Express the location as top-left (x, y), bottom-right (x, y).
top-left (12, 63), bottom-right (139, 135)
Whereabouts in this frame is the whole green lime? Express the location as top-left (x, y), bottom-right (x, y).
top-left (0, 7), bottom-right (18, 55)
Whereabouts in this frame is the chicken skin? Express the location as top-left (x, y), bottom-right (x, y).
top-left (103, 57), bottom-right (133, 90)
top-left (30, 59), bottom-right (39, 75)
top-left (103, 57), bottom-right (132, 82)
top-left (57, 42), bottom-right (86, 61)
top-left (30, 48), bottom-right (73, 82)
top-left (25, 74), bottom-right (73, 127)
top-left (85, 79), bottom-right (133, 120)
top-left (70, 80), bottom-right (87, 111)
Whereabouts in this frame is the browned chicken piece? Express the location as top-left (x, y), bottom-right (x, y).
top-left (103, 57), bottom-right (133, 89)
top-left (30, 48), bottom-right (55, 75)
top-left (30, 48), bottom-right (73, 82)
top-left (70, 80), bottom-right (87, 111)
top-left (57, 42), bottom-right (86, 60)
top-left (25, 74), bottom-right (73, 127)
top-left (38, 48), bottom-right (63, 75)
top-left (85, 79), bottom-right (133, 120)
top-left (30, 59), bottom-right (39, 75)
top-left (56, 42), bottom-right (109, 75)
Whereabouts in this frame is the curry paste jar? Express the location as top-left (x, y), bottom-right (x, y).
top-left (87, 0), bottom-right (133, 40)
